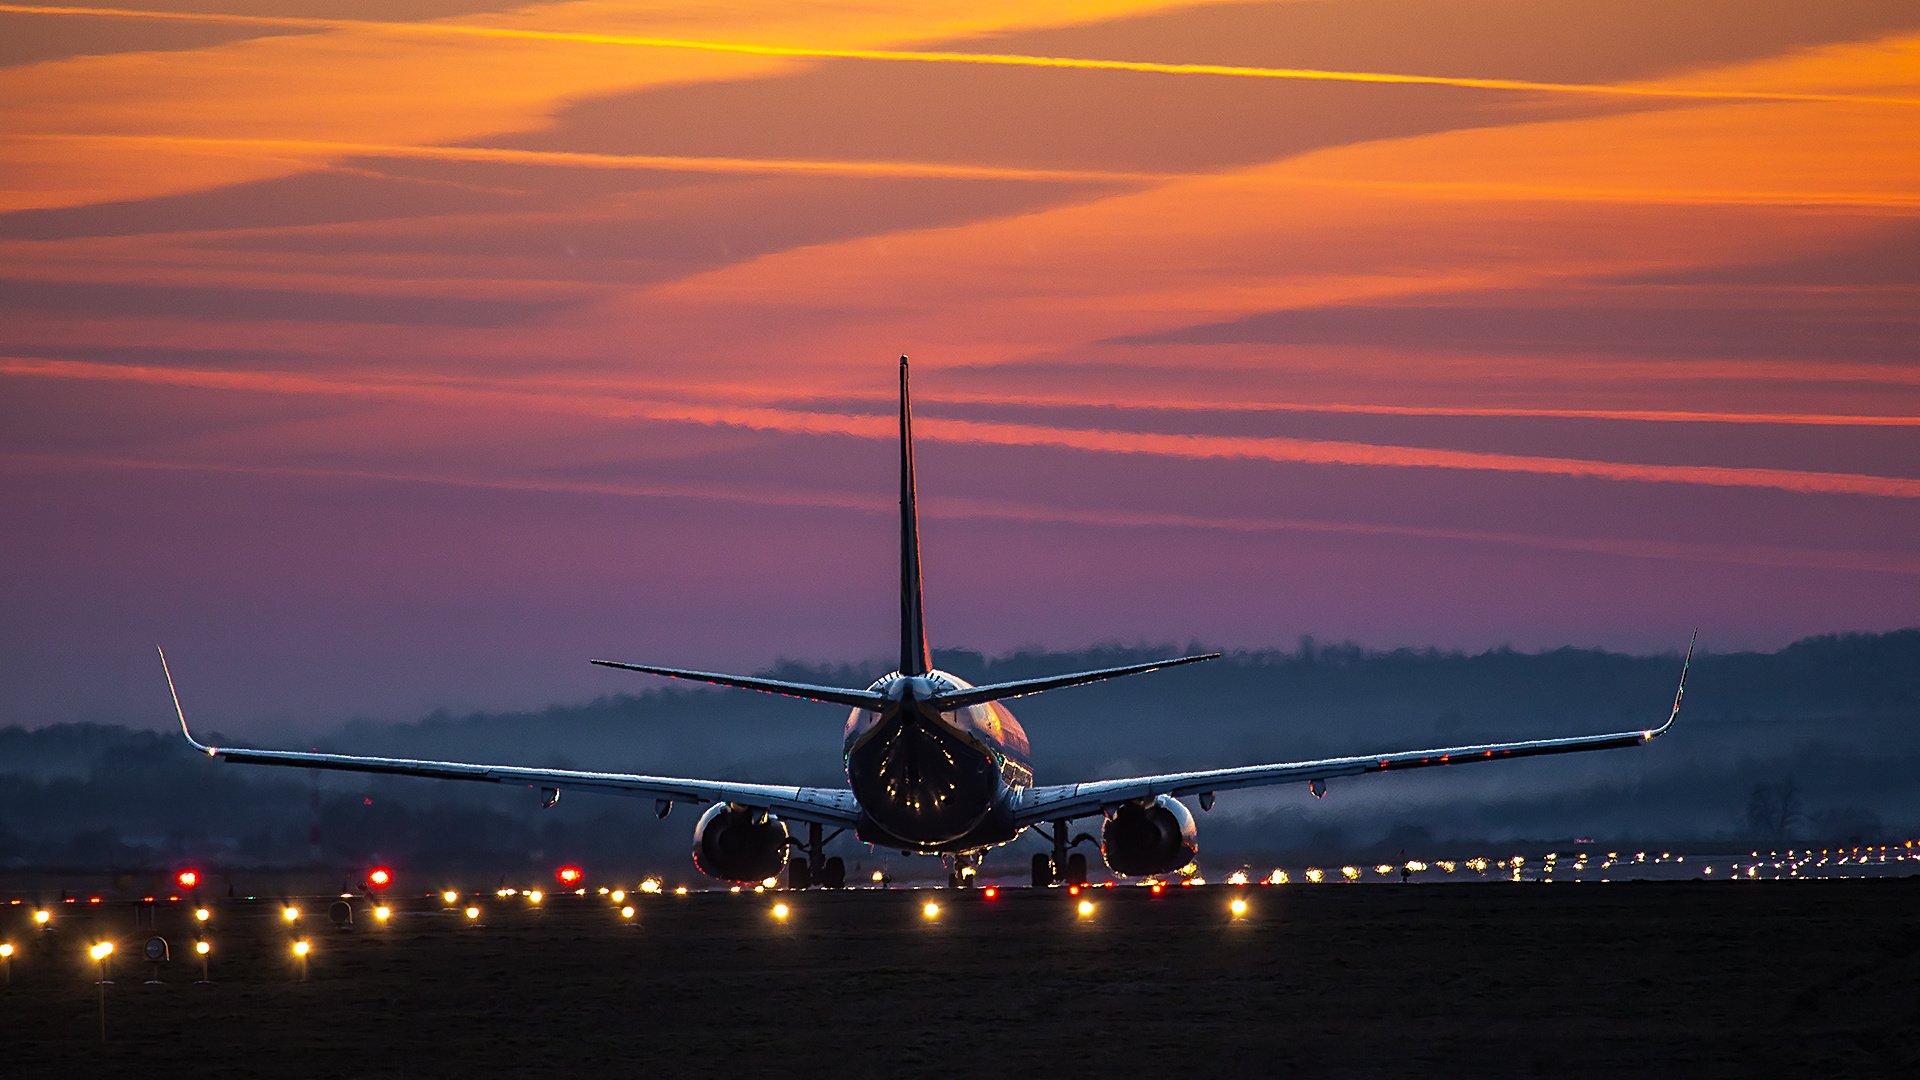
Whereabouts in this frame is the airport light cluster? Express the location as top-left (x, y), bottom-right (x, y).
top-left (0, 841), bottom-right (1913, 999)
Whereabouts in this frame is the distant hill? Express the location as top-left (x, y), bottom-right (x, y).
top-left (2, 630), bottom-right (1914, 879)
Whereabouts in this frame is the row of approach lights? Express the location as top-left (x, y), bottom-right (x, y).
top-left (57, 839), bottom-right (1920, 933)
top-left (0, 889), bottom-right (1254, 986)
top-left (176, 865), bottom-right (394, 892)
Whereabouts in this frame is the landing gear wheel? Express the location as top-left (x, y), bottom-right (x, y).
top-left (788, 859), bottom-right (812, 891)
top-left (1066, 852), bottom-right (1089, 887)
top-left (1032, 853), bottom-right (1055, 888)
top-left (822, 856), bottom-right (846, 890)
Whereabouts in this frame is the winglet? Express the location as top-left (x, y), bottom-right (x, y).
top-left (157, 645), bottom-right (217, 756)
top-left (1645, 630), bottom-right (1695, 741)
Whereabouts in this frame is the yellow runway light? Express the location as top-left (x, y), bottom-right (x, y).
top-left (442, 890), bottom-right (459, 905)
top-left (374, 905), bottom-right (392, 922)
top-left (33, 909), bottom-right (50, 926)
top-left (194, 907), bottom-right (211, 923)
top-left (922, 901), bottom-right (940, 920)
top-left (90, 942), bottom-right (114, 960)
top-left (464, 906), bottom-right (480, 921)
top-left (1076, 899), bottom-right (1095, 918)
top-left (1229, 897), bottom-right (1249, 917)
top-left (771, 902), bottom-right (790, 921)
top-left (281, 906), bottom-right (300, 922)
top-left (619, 905), bottom-right (636, 920)
top-left (527, 890), bottom-right (544, 904)
top-left (195, 940), bottom-right (210, 955)
top-left (610, 890), bottom-right (626, 904)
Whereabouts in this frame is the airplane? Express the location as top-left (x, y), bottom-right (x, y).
top-left (161, 356), bottom-right (1693, 890)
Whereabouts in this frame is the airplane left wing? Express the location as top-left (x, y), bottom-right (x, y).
top-left (160, 648), bottom-right (861, 827)
top-left (1015, 634), bottom-right (1693, 828)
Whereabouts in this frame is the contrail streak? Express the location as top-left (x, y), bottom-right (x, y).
top-left (5, 356), bottom-right (1918, 499)
top-left (6, 4), bottom-right (1918, 108)
top-left (5, 451), bottom-right (1914, 577)
top-left (763, 387), bottom-right (1920, 428)
top-left (16, 133), bottom-right (1913, 211)
top-left (9, 133), bottom-right (1176, 185)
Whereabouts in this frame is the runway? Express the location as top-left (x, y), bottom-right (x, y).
top-left (4, 878), bottom-right (1916, 1078)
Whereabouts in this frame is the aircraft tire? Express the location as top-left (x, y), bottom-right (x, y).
top-left (1032, 853), bottom-right (1054, 888)
top-left (1066, 852), bottom-right (1089, 887)
top-left (788, 859), bottom-right (812, 890)
top-left (822, 856), bottom-right (846, 889)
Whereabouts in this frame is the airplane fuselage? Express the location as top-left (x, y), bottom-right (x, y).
top-left (844, 670), bottom-right (1032, 853)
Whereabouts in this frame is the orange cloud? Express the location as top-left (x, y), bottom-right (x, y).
top-left (0, 0), bottom-right (1211, 211)
top-left (8, 4), bottom-right (1919, 107)
top-left (635, 34), bottom-right (1920, 379)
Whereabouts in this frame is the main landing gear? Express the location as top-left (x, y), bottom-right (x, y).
top-left (787, 821), bottom-right (846, 890)
top-left (1030, 820), bottom-right (1092, 888)
top-left (946, 853), bottom-right (981, 889)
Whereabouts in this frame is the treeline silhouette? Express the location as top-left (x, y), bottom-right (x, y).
top-left (2, 630), bottom-right (1913, 879)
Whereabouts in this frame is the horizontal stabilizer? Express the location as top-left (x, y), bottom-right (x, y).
top-left (928, 652), bottom-right (1220, 711)
top-left (590, 660), bottom-right (886, 710)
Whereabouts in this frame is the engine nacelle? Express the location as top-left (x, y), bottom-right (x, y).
top-left (691, 803), bottom-right (790, 883)
top-left (1100, 794), bottom-right (1198, 877)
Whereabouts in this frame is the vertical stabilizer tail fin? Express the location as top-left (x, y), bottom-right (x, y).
top-left (899, 356), bottom-right (931, 676)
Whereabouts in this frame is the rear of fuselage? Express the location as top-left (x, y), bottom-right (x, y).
top-left (844, 670), bottom-right (1032, 853)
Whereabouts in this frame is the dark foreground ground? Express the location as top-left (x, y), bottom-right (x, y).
top-left (3, 880), bottom-right (1916, 1078)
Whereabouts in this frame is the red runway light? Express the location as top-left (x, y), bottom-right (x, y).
top-left (1151, 883), bottom-right (1164, 895)
top-left (557, 865), bottom-right (584, 886)
top-left (983, 887), bottom-right (999, 900)
top-left (1068, 885), bottom-right (1081, 896)
top-left (367, 867), bottom-right (393, 890)
top-left (177, 869), bottom-right (199, 889)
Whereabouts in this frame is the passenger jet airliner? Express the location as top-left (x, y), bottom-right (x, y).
top-left (163, 357), bottom-right (1690, 889)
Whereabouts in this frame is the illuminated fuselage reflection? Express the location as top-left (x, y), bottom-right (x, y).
top-left (844, 671), bottom-right (1032, 851)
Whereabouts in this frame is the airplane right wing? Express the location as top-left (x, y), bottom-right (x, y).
top-left (160, 649), bottom-right (861, 827)
top-left (1015, 633), bottom-right (1693, 828)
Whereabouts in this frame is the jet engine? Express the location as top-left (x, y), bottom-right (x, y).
top-left (1100, 794), bottom-right (1198, 877)
top-left (691, 803), bottom-right (790, 883)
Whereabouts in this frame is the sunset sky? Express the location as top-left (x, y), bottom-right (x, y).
top-left (2, 1), bottom-right (1916, 732)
